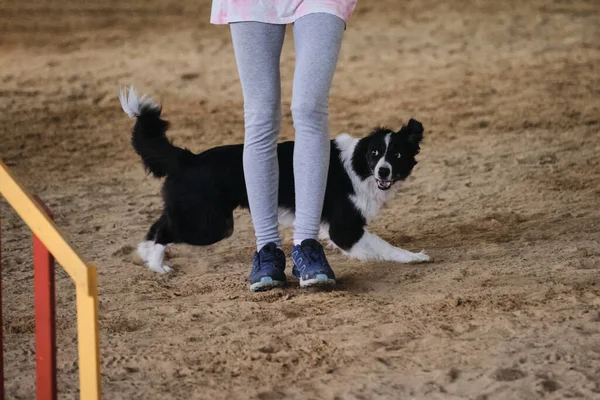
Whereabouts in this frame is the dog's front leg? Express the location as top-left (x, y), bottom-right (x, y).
top-left (344, 231), bottom-right (430, 263)
top-left (138, 241), bottom-right (173, 274)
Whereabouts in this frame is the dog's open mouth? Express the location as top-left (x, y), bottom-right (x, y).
top-left (376, 179), bottom-right (393, 190)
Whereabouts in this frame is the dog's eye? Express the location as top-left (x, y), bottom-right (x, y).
top-left (395, 152), bottom-right (401, 159)
top-left (371, 150), bottom-right (379, 157)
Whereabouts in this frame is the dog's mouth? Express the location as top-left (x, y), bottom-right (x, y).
top-left (376, 179), bottom-right (394, 190)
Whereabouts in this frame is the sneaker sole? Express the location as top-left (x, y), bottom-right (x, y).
top-left (299, 273), bottom-right (336, 288)
top-left (250, 277), bottom-right (286, 292)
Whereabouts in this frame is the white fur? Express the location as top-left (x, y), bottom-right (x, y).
top-left (318, 223), bottom-right (331, 242)
top-left (384, 132), bottom-right (391, 148)
top-left (334, 133), bottom-right (402, 223)
top-left (119, 85), bottom-right (160, 118)
top-left (138, 241), bottom-right (172, 274)
top-left (137, 240), bottom-right (153, 262)
top-left (345, 231), bottom-right (429, 262)
top-left (277, 207), bottom-right (295, 228)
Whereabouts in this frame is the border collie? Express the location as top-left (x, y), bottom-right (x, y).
top-left (119, 86), bottom-right (430, 274)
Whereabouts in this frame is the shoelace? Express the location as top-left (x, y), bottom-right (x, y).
top-left (256, 246), bottom-right (280, 271)
top-left (257, 256), bottom-right (271, 271)
top-left (301, 242), bottom-right (326, 265)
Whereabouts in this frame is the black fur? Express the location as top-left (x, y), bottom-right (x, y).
top-left (131, 104), bottom-right (192, 177)
top-left (130, 105), bottom-right (423, 252)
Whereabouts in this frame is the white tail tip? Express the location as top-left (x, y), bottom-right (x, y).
top-left (119, 85), bottom-right (160, 118)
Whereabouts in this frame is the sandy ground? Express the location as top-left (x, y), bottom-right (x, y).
top-left (1, 0), bottom-right (600, 399)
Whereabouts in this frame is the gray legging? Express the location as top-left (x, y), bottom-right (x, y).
top-left (231, 13), bottom-right (345, 250)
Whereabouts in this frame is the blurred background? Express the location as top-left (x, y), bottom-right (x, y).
top-left (1, 1), bottom-right (599, 399)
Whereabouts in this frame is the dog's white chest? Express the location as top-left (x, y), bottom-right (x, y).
top-left (350, 180), bottom-right (399, 223)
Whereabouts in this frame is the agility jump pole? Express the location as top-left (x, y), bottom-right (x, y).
top-left (0, 158), bottom-right (101, 400)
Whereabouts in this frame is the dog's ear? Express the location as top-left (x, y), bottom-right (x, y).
top-left (402, 118), bottom-right (423, 146)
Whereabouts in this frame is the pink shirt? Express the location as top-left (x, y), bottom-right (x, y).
top-left (211, 0), bottom-right (358, 25)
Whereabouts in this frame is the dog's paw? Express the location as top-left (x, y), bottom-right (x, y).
top-left (410, 250), bottom-right (430, 262)
top-left (393, 250), bottom-right (430, 263)
top-left (148, 264), bottom-right (173, 274)
top-left (324, 240), bottom-right (338, 250)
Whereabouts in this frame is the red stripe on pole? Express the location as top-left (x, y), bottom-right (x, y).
top-left (33, 196), bottom-right (57, 400)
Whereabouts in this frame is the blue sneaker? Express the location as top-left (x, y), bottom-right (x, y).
top-left (291, 239), bottom-right (336, 287)
top-left (249, 243), bottom-right (287, 292)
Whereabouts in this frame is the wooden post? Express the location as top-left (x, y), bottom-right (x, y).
top-left (76, 265), bottom-right (101, 400)
top-left (33, 196), bottom-right (57, 400)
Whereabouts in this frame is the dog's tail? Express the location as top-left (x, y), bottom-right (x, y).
top-left (119, 85), bottom-right (190, 177)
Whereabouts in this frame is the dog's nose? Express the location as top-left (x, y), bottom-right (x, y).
top-left (378, 166), bottom-right (391, 178)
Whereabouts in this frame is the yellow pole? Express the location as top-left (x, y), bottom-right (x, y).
top-left (1, 159), bottom-right (102, 398)
top-left (0, 160), bottom-right (91, 294)
top-left (76, 265), bottom-right (101, 400)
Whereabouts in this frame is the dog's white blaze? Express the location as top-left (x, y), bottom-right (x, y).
top-left (344, 231), bottom-right (430, 262)
top-left (334, 133), bottom-right (401, 223)
top-left (119, 85), bottom-right (160, 118)
top-left (318, 222), bottom-right (331, 241)
top-left (375, 133), bottom-right (393, 180)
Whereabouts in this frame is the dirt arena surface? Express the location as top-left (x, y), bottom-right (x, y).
top-left (1, 0), bottom-right (599, 399)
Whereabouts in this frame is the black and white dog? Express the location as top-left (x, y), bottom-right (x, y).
top-left (119, 86), bottom-right (430, 274)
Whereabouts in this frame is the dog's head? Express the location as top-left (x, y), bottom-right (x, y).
top-left (353, 119), bottom-right (424, 190)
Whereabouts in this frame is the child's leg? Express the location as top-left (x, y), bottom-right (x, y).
top-left (230, 22), bottom-right (286, 250)
top-left (291, 13), bottom-right (345, 245)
